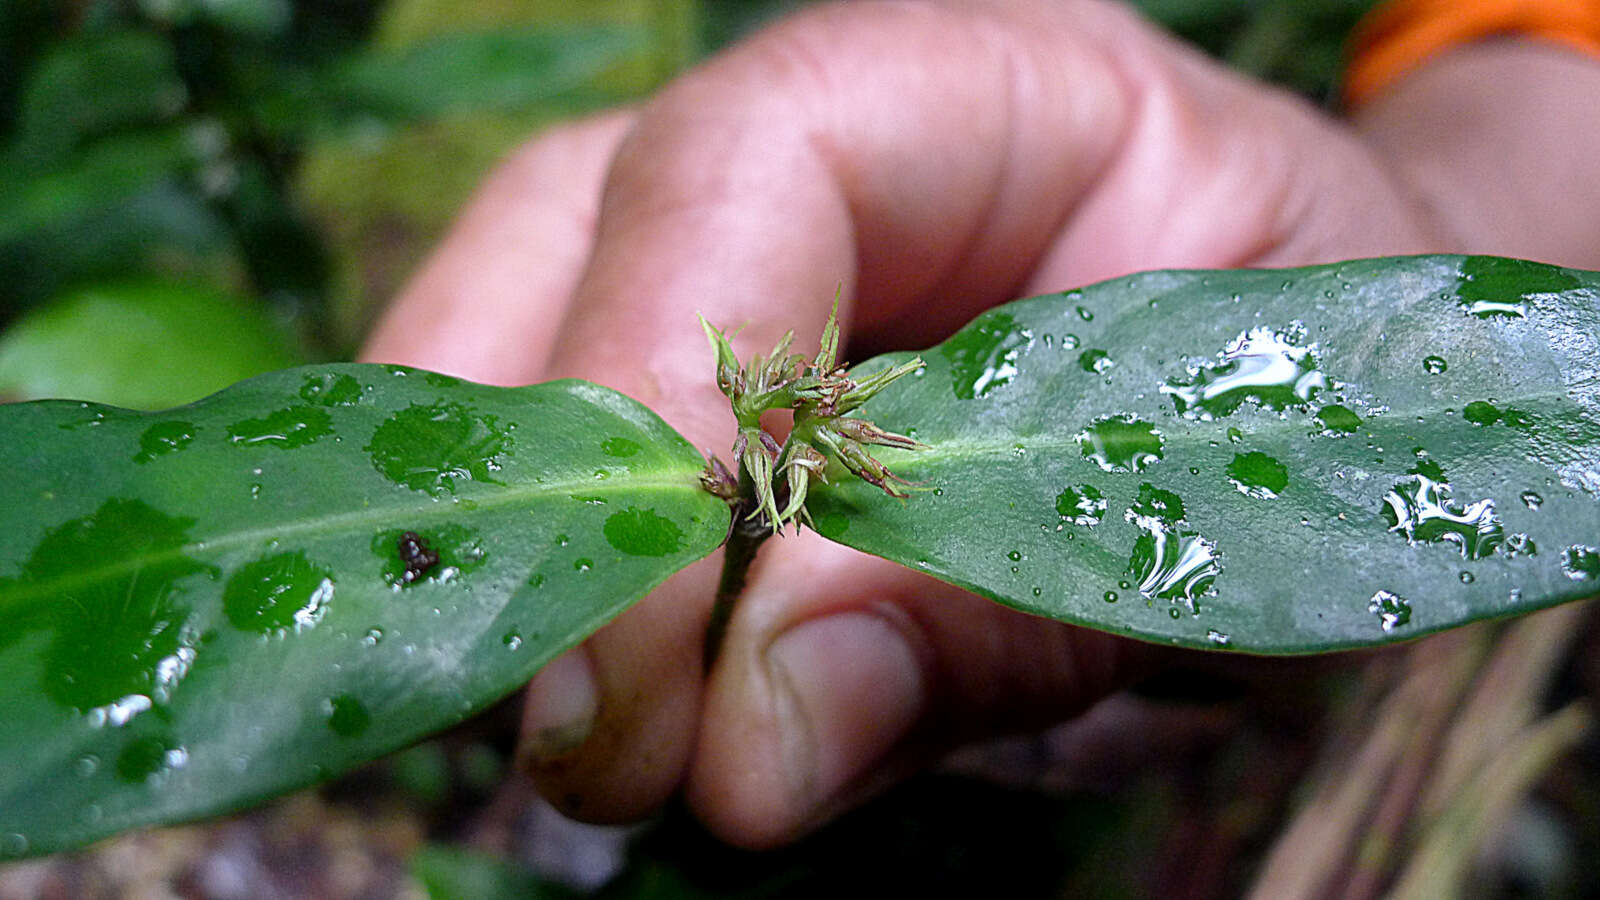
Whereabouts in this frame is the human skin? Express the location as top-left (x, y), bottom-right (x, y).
top-left (362, 0), bottom-right (1600, 850)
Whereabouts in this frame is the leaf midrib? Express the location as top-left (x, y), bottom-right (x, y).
top-left (0, 467), bottom-right (713, 607)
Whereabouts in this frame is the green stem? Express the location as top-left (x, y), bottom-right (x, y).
top-left (703, 499), bottom-right (774, 672)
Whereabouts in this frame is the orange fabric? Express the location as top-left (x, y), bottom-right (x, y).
top-left (1345, 0), bottom-right (1600, 107)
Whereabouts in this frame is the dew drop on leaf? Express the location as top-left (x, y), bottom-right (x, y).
top-left (1563, 546), bottom-right (1600, 581)
top-left (1422, 355), bottom-right (1448, 375)
top-left (298, 373), bottom-right (363, 406)
top-left (603, 507), bottom-right (685, 557)
top-left (222, 550), bottom-right (334, 636)
top-left (1226, 451), bottom-right (1288, 499)
top-left (1054, 484), bottom-right (1106, 526)
top-left (365, 402), bottom-right (512, 495)
top-left (1160, 325), bottom-right (1325, 419)
top-left (227, 406), bottom-right (333, 449)
top-left (941, 310), bottom-right (1033, 399)
top-left (133, 421), bottom-right (196, 464)
top-left (1381, 476), bottom-right (1504, 560)
top-left (325, 694), bottom-right (371, 737)
top-left (1076, 415), bottom-right (1163, 473)
top-left (1367, 590), bottom-right (1412, 632)
top-left (601, 437), bottom-right (642, 458)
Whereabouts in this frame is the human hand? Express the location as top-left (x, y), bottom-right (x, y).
top-left (362, 0), bottom-right (1600, 849)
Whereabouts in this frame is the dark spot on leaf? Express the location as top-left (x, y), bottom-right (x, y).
top-left (372, 525), bottom-right (484, 588)
top-left (396, 531), bottom-right (439, 583)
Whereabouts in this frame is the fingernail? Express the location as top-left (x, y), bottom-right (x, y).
top-left (766, 611), bottom-right (925, 807)
top-left (518, 648), bottom-right (599, 767)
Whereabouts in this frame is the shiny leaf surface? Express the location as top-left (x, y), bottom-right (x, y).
top-left (0, 365), bottom-right (728, 858)
top-left (809, 256), bottom-right (1600, 653)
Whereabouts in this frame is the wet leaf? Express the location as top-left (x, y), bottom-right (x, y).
top-left (0, 365), bottom-right (727, 858)
top-left (808, 256), bottom-right (1600, 653)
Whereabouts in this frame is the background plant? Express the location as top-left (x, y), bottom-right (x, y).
top-left (11, 2), bottom-right (1600, 899)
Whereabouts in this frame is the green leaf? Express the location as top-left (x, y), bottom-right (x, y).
top-left (0, 281), bottom-right (305, 410)
top-left (807, 256), bottom-right (1600, 654)
top-left (320, 25), bottom-right (644, 127)
top-left (0, 364), bottom-right (728, 858)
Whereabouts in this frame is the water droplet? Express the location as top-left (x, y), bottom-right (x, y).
top-left (325, 694), bottom-right (370, 737)
top-left (601, 437), bottom-right (642, 458)
top-left (15, 499), bottom-right (212, 722)
top-left (1077, 414), bottom-right (1164, 473)
top-left (1125, 513), bottom-right (1220, 612)
top-left (1226, 428), bottom-right (1244, 444)
top-left (362, 627), bottom-right (384, 647)
top-left (223, 550), bottom-right (334, 635)
top-left (1226, 451), bottom-right (1288, 499)
top-left (933, 487), bottom-right (945, 497)
top-left (556, 534), bottom-right (570, 546)
top-left (1562, 545), bottom-right (1599, 580)
top-left (593, 469), bottom-right (610, 480)
top-left (1520, 491), bottom-right (1543, 510)
top-left (227, 406), bottom-right (334, 449)
top-left (1188, 467), bottom-right (1200, 476)
top-left (1206, 629), bottom-right (1231, 646)
top-left (1316, 404), bottom-right (1362, 434)
top-left (249, 483), bottom-right (262, 499)
top-left (1055, 484), bottom-right (1106, 526)
top-left (1456, 255), bottom-right (1576, 318)
top-left (1422, 355), bottom-right (1448, 375)
top-left (1367, 590), bottom-right (1412, 632)
top-left (1459, 571), bottom-right (1475, 584)
top-left (1460, 400), bottom-right (1533, 431)
top-left (75, 754), bottom-right (101, 777)
top-left (1007, 550), bottom-right (1023, 562)
top-left (365, 402), bottom-right (512, 495)
top-left (1381, 476), bottom-right (1504, 559)
top-left (1076, 306), bottom-right (1094, 321)
top-left (1032, 587), bottom-right (1042, 597)
top-left (1103, 590), bottom-right (1118, 603)
top-left (1505, 533), bottom-right (1538, 558)
top-left (133, 420), bottom-right (196, 463)
top-left (116, 734), bottom-right (187, 782)
top-left (527, 572), bottom-right (546, 588)
top-left (299, 372), bottom-right (364, 406)
top-left (502, 630), bottom-right (523, 650)
top-left (1129, 483), bottom-right (1185, 525)
top-left (1079, 349), bottom-right (1113, 374)
top-left (1161, 325), bottom-right (1326, 419)
top-left (604, 507), bottom-right (685, 557)
top-left (574, 558), bottom-right (593, 572)
top-left (1061, 333), bottom-right (1081, 349)
top-left (941, 310), bottom-right (1033, 399)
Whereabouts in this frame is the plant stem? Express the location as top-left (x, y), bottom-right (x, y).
top-left (703, 500), bottom-right (772, 671)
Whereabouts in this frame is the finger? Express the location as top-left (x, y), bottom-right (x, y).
top-left (686, 535), bottom-right (1153, 848)
top-left (517, 0), bottom-right (1140, 824)
top-left (359, 110), bottom-right (635, 384)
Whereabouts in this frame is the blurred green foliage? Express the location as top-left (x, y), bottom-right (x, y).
top-left (0, 0), bottom-right (1377, 409)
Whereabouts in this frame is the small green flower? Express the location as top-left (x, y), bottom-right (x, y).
top-left (700, 300), bottom-right (928, 531)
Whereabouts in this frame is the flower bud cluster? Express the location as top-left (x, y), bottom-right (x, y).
top-left (699, 302), bottom-right (927, 533)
